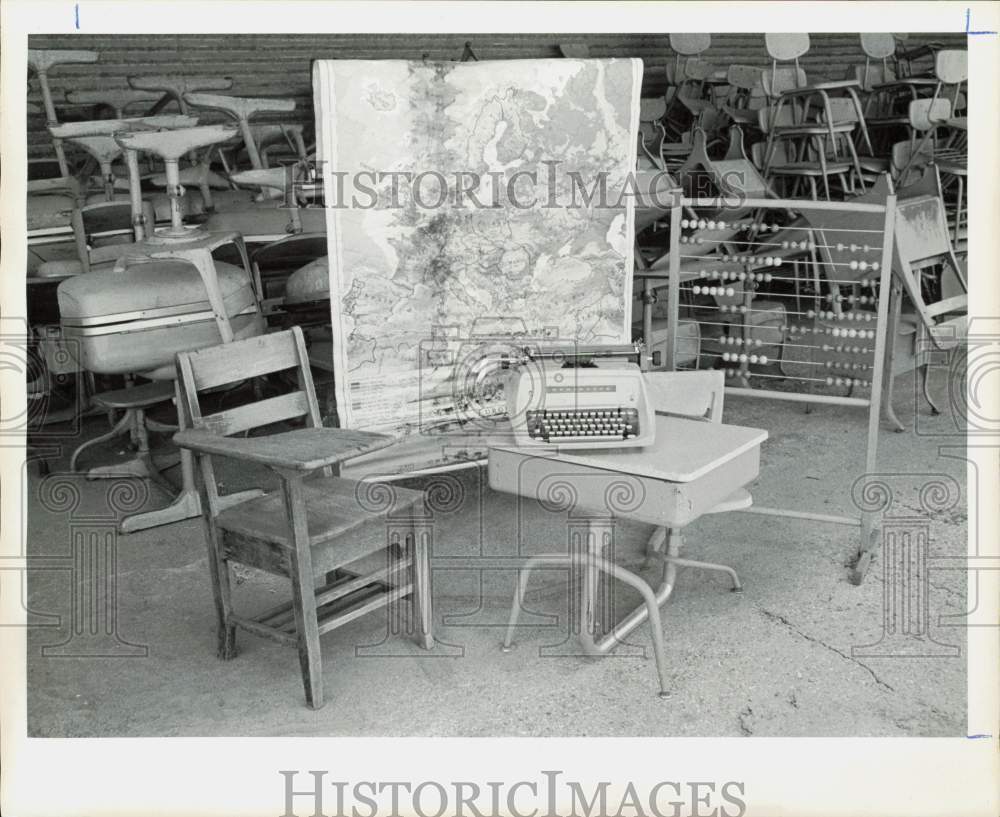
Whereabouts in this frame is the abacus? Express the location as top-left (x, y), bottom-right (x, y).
top-left (647, 191), bottom-right (897, 584)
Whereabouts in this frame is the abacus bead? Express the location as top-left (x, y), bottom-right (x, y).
top-left (836, 243), bottom-right (845, 251)
top-left (782, 240), bottom-right (790, 249)
top-left (871, 262), bottom-right (879, 271)
top-left (849, 260), bottom-right (859, 270)
top-left (708, 220), bottom-right (717, 230)
top-left (826, 377), bottom-right (834, 386)
top-left (749, 354), bottom-right (759, 364)
top-left (681, 219), bottom-right (690, 229)
top-left (738, 353), bottom-right (748, 362)
top-left (698, 220), bottom-right (707, 230)
top-left (722, 352), bottom-right (730, 362)
top-left (740, 305), bottom-right (748, 313)
top-left (717, 221), bottom-right (727, 230)
top-left (859, 261), bottom-right (868, 271)
top-left (759, 355), bottom-right (768, 365)
top-left (726, 287), bottom-right (735, 297)
top-left (695, 237), bottom-right (704, 244)
top-left (807, 309), bottom-right (816, 318)
top-left (693, 285), bottom-right (702, 295)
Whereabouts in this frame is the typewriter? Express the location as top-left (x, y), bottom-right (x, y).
top-left (506, 359), bottom-right (656, 450)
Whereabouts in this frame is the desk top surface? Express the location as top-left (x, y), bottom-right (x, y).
top-left (490, 415), bottom-right (767, 483)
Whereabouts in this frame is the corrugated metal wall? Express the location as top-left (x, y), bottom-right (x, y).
top-left (27, 32), bottom-right (965, 160)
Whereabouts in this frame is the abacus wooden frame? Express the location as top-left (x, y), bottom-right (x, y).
top-left (657, 194), bottom-right (897, 585)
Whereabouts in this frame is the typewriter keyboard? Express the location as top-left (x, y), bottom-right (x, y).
top-left (525, 408), bottom-right (640, 442)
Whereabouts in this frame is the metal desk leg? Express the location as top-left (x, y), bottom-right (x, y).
top-left (501, 554), bottom-right (573, 651)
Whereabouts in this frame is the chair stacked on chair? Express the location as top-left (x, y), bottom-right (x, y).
top-left (57, 123), bottom-right (268, 533)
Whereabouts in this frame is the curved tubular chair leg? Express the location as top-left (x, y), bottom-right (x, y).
top-left (921, 364), bottom-right (942, 415)
top-left (579, 558), bottom-right (673, 698)
top-left (501, 554), bottom-right (573, 650)
top-left (69, 410), bottom-right (131, 472)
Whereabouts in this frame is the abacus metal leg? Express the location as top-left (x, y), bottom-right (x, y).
top-left (501, 554), bottom-right (573, 651)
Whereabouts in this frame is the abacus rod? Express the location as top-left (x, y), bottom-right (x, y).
top-left (725, 387), bottom-right (871, 407)
top-left (680, 196), bottom-right (890, 214)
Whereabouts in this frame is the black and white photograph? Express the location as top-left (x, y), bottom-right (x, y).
top-left (2, 2), bottom-right (998, 816)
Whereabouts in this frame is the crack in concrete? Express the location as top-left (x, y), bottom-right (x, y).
top-left (758, 607), bottom-right (896, 693)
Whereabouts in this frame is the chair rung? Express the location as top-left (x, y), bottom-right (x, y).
top-left (314, 583), bottom-right (414, 636)
top-left (231, 613), bottom-right (299, 646)
top-left (256, 559), bottom-right (412, 629)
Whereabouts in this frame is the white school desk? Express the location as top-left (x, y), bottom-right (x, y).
top-left (488, 414), bottom-right (768, 697)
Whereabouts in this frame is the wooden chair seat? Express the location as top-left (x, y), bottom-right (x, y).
top-left (217, 475), bottom-right (424, 559)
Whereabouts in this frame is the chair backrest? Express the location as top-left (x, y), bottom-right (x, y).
top-left (908, 97), bottom-right (951, 132)
top-left (765, 33), bottom-right (809, 61)
top-left (858, 33), bottom-right (896, 90)
top-left (820, 97), bottom-right (860, 125)
top-left (761, 65), bottom-right (807, 97)
top-left (643, 369), bottom-right (724, 422)
top-left (935, 50), bottom-right (967, 85)
top-left (669, 33), bottom-right (710, 56)
top-left (176, 326), bottom-right (322, 439)
top-left (860, 33), bottom-right (896, 60)
top-left (175, 327), bottom-right (324, 516)
top-left (765, 34), bottom-right (809, 96)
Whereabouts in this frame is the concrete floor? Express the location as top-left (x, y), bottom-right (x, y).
top-left (25, 368), bottom-right (968, 736)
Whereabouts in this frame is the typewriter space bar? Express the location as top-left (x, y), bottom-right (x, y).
top-left (543, 435), bottom-right (629, 443)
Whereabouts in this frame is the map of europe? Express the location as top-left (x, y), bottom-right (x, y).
top-left (313, 58), bottom-right (642, 441)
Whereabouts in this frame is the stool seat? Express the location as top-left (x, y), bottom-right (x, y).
top-left (28, 49), bottom-right (98, 74)
top-left (184, 93), bottom-right (296, 121)
top-left (230, 167), bottom-right (289, 191)
top-left (49, 115), bottom-right (197, 139)
top-left (115, 123), bottom-right (240, 160)
top-left (92, 380), bottom-right (175, 410)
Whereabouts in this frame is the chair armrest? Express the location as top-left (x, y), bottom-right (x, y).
top-left (173, 427), bottom-right (395, 472)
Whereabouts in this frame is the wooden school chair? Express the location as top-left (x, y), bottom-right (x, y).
top-left (173, 328), bottom-right (434, 709)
